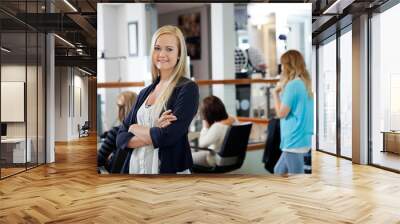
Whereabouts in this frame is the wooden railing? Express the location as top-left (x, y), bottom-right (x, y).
top-left (196, 78), bottom-right (279, 86)
top-left (97, 78), bottom-right (273, 129)
top-left (97, 78), bottom-right (279, 88)
top-left (97, 81), bottom-right (145, 88)
top-left (237, 117), bottom-right (269, 125)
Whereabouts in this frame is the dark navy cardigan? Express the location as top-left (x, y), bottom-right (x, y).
top-left (116, 77), bottom-right (199, 173)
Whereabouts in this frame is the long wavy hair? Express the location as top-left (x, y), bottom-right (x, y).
top-left (117, 91), bottom-right (137, 123)
top-left (280, 50), bottom-right (313, 97)
top-left (149, 25), bottom-right (188, 117)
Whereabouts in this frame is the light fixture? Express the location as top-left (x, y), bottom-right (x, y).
top-left (1, 47), bottom-right (11, 53)
top-left (54, 34), bottom-right (75, 48)
top-left (323, 0), bottom-right (355, 15)
top-left (63, 0), bottom-right (78, 12)
top-left (78, 67), bottom-right (92, 76)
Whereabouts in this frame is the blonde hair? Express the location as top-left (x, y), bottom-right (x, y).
top-left (117, 91), bottom-right (137, 123)
top-left (280, 50), bottom-right (313, 97)
top-left (150, 25), bottom-right (188, 117)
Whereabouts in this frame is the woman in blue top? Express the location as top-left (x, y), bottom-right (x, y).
top-left (272, 50), bottom-right (314, 174)
top-left (116, 25), bottom-right (199, 174)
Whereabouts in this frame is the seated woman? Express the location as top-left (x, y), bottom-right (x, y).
top-left (192, 96), bottom-right (237, 167)
top-left (97, 91), bottom-right (137, 173)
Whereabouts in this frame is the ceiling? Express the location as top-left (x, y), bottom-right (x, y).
top-left (0, 0), bottom-right (394, 76)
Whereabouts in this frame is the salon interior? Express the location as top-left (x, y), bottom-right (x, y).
top-left (97, 3), bottom-right (311, 174)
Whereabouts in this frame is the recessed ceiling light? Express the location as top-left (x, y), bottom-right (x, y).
top-left (63, 0), bottom-right (78, 12)
top-left (323, 0), bottom-right (354, 15)
top-left (1, 47), bottom-right (11, 53)
top-left (78, 67), bottom-right (92, 76)
top-left (54, 34), bottom-right (75, 48)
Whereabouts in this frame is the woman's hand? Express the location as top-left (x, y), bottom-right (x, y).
top-left (157, 110), bottom-right (177, 128)
top-left (128, 124), bottom-right (152, 146)
top-left (128, 124), bottom-right (138, 134)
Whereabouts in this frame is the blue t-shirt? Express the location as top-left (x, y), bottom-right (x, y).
top-left (280, 78), bottom-right (314, 150)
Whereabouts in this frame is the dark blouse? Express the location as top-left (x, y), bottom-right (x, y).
top-left (116, 77), bottom-right (199, 173)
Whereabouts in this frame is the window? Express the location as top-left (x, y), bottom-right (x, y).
top-left (339, 29), bottom-right (352, 158)
top-left (317, 37), bottom-right (337, 154)
top-left (371, 3), bottom-right (400, 171)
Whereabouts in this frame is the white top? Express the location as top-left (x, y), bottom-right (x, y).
top-left (282, 147), bottom-right (310, 153)
top-left (129, 101), bottom-right (159, 174)
top-left (198, 122), bottom-right (231, 166)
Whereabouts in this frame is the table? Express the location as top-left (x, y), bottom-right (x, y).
top-left (381, 131), bottom-right (400, 154)
top-left (1, 138), bottom-right (32, 163)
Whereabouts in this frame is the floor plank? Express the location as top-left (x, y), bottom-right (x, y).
top-left (1, 135), bottom-right (400, 223)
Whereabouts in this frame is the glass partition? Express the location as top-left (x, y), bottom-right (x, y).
top-left (317, 37), bottom-right (337, 155)
top-left (27, 30), bottom-right (38, 169)
top-left (38, 31), bottom-right (45, 165)
top-left (0, 1), bottom-right (46, 179)
top-left (339, 29), bottom-right (352, 158)
top-left (1, 31), bottom-right (28, 178)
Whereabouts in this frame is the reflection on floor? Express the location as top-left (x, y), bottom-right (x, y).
top-left (0, 167), bottom-right (25, 177)
top-left (0, 163), bottom-right (42, 178)
top-left (372, 150), bottom-right (400, 171)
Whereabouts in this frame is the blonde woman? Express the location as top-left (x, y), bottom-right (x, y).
top-left (98, 91), bottom-right (137, 172)
top-left (272, 50), bottom-right (314, 174)
top-left (116, 25), bottom-right (199, 174)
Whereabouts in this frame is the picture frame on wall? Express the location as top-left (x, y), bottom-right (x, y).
top-left (178, 12), bottom-right (201, 60)
top-left (128, 21), bottom-right (138, 57)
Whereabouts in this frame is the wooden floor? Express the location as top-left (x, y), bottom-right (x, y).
top-left (1, 135), bottom-right (400, 223)
top-left (0, 167), bottom-right (26, 178)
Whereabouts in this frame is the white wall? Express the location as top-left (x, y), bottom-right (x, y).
top-left (1, 65), bottom-right (27, 138)
top-left (1, 65), bottom-right (37, 135)
top-left (54, 67), bottom-right (89, 141)
top-left (1, 64), bottom-right (46, 164)
top-left (97, 3), bottom-right (153, 132)
top-left (211, 3), bottom-right (236, 115)
top-left (55, 67), bottom-right (68, 141)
